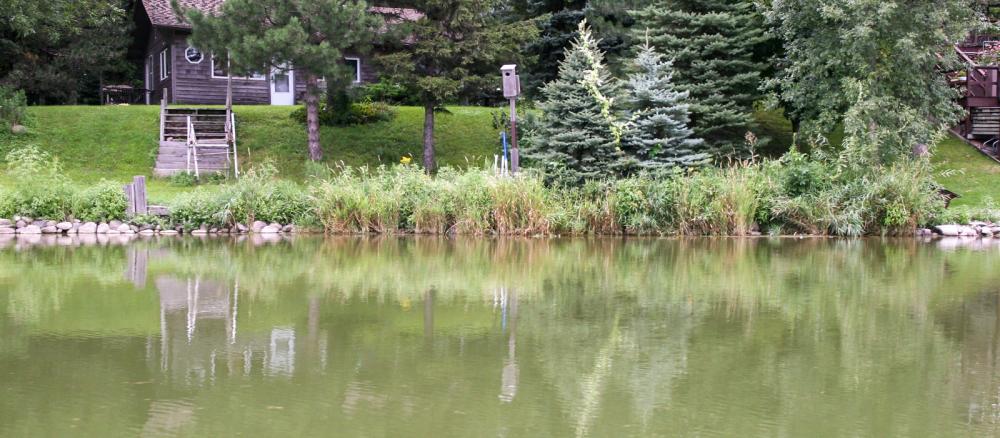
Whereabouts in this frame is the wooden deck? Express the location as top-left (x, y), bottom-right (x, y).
top-left (154, 107), bottom-right (237, 177)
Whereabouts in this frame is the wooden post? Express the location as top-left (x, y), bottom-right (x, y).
top-left (509, 98), bottom-right (519, 174)
top-left (133, 176), bottom-right (148, 215)
top-left (159, 90), bottom-right (168, 142)
top-left (124, 183), bottom-right (135, 217)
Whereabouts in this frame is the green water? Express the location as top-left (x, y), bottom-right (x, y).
top-left (2, 236), bottom-right (1000, 436)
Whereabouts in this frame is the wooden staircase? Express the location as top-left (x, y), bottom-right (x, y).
top-left (970, 107), bottom-right (1000, 138)
top-left (154, 108), bottom-right (239, 177)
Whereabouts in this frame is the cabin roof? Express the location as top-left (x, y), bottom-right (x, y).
top-left (141, 0), bottom-right (421, 29)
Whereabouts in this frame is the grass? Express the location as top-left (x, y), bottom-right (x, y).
top-left (931, 135), bottom-right (1000, 208)
top-left (0, 105), bottom-right (501, 203)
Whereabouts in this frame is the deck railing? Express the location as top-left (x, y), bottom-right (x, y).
top-left (101, 86), bottom-right (152, 105)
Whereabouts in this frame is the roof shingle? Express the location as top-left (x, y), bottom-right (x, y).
top-left (141, 0), bottom-right (422, 29)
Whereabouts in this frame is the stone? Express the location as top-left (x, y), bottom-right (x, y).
top-left (160, 230), bottom-right (179, 236)
top-left (251, 221), bottom-right (267, 233)
top-left (269, 223), bottom-right (282, 231)
top-left (116, 224), bottom-right (131, 233)
top-left (16, 225), bottom-right (41, 235)
top-left (78, 222), bottom-right (97, 234)
top-left (56, 222), bottom-right (73, 231)
top-left (933, 225), bottom-right (978, 237)
top-left (282, 224), bottom-right (296, 233)
top-left (916, 228), bottom-right (934, 236)
top-left (209, 228), bottom-right (219, 234)
top-left (106, 229), bottom-right (120, 235)
top-left (15, 220), bottom-right (26, 229)
top-left (31, 220), bottom-right (46, 228)
top-left (138, 229), bottom-right (156, 236)
top-left (10, 124), bottom-right (27, 135)
top-left (40, 226), bottom-right (59, 234)
top-left (191, 229), bottom-right (209, 235)
top-left (0, 219), bottom-right (10, 227)
top-left (109, 220), bottom-right (123, 228)
top-left (96, 223), bottom-right (110, 234)
top-left (0, 227), bottom-right (14, 234)
top-left (44, 220), bottom-right (56, 227)
top-left (260, 225), bottom-right (280, 234)
top-left (236, 223), bottom-right (249, 233)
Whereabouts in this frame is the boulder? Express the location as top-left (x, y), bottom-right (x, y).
top-left (44, 220), bottom-right (56, 227)
top-left (16, 225), bottom-right (41, 235)
top-left (40, 226), bottom-right (59, 234)
top-left (260, 225), bottom-right (280, 234)
top-left (78, 222), bottom-right (98, 234)
top-left (236, 223), bottom-right (249, 233)
top-left (15, 220), bottom-right (26, 229)
top-left (96, 223), bottom-right (111, 234)
top-left (138, 229), bottom-right (156, 236)
top-left (10, 124), bottom-right (27, 135)
top-left (106, 229), bottom-right (120, 235)
top-left (116, 224), bottom-right (132, 233)
top-left (160, 230), bottom-right (179, 236)
top-left (56, 222), bottom-right (73, 231)
top-left (0, 227), bottom-right (15, 234)
top-left (109, 220), bottom-right (123, 228)
top-left (31, 220), bottom-right (46, 228)
top-left (0, 219), bottom-right (11, 227)
top-left (269, 223), bottom-right (282, 231)
top-left (251, 221), bottom-right (267, 233)
top-left (933, 225), bottom-right (978, 237)
top-left (191, 229), bottom-right (208, 235)
top-left (282, 224), bottom-right (296, 233)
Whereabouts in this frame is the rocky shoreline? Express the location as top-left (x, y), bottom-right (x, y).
top-left (0, 216), bottom-right (303, 236)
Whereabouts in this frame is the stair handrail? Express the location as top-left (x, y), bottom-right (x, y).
top-left (186, 115), bottom-right (200, 178)
top-left (231, 112), bottom-right (240, 178)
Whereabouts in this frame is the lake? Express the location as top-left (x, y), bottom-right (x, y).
top-left (1, 236), bottom-right (999, 436)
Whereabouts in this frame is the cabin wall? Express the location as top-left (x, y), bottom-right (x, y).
top-left (146, 28), bottom-right (173, 103)
top-left (169, 32), bottom-right (270, 105)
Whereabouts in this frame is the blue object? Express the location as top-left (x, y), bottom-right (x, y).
top-left (501, 131), bottom-right (509, 167)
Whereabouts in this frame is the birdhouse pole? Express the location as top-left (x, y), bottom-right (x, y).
top-left (501, 65), bottom-right (521, 174)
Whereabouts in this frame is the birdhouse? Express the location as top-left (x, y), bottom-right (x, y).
top-left (501, 65), bottom-right (520, 98)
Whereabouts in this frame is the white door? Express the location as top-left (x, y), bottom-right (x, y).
top-left (270, 66), bottom-right (294, 105)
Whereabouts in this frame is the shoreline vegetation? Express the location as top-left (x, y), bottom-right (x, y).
top-left (0, 144), bottom-right (993, 238)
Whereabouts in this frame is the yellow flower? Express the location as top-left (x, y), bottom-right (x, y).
top-left (400, 154), bottom-right (412, 165)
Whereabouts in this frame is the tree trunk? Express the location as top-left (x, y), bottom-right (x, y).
top-left (305, 74), bottom-right (323, 161)
top-left (423, 103), bottom-right (436, 174)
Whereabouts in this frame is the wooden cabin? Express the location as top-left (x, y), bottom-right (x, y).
top-left (131, 0), bottom-right (419, 106)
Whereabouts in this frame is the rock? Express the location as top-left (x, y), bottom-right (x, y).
top-left (14, 220), bottom-right (26, 229)
top-left (260, 225), bottom-right (280, 234)
top-left (209, 228), bottom-right (219, 234)
top-left (78, 222), bottom-right (97, 234)
top-left (138, 229), bottom-right (156, 236)
top-left (106, 229), bottom-right (120, 235)
top-left (40, 226), bottom-right (59, 234)
top-left (31, 220), bottom-right (46, 228)
top-left (282, 224), bottom-right (295, 233)
top-left (130, 225), bottom-right (139, 232)
top-left (16, 225), bottom-right (41, 235)
top-left (269, 223), bottom-right (282, 231)
top-left (109, 220), bottom-right (123, 228)
top-left (916, 228), bottom-right (934, 236)
top-left (96, 223), bottom-right (110, 234)
top-left (0, 227), bottom-right (14, 234)
top-left (933, 225), bottom-right (978, 237)
top-left (970, 221), bottom-right (989, 228)
top-left (44, 220), bottom-right (56, 227)
top-left (56, 222), bottom-right (73, 231)
top-left (236, 223), bottom-right (249, 233)
top-left (191, 229), bottom-right (208, 235)
top-left (160, 230), bottom-right (179, 236)
top-left (116, 224), bottom-right (131, 233)
top-left (251, 221), bottom-right (267, 233)
top-left (0, 219), bottom-right (10, 227)
top-left (10, 124), bottom-right (27, 135)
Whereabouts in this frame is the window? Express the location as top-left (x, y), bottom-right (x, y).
top-left (185, 46), bottom-right (204, 64)
top-left (211, 54), bottom-right (265, 80)
top-left (345, 57), bottom-right (361, 83)
top-left (159, 48), bottom-right (170, 80)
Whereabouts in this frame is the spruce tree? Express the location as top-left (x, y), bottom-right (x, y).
top-left (524, 20), bottom-right (624, 183)
top-left (621, 40), bottom-right (706, 173)
top-left (632, 0), bottom-right (769, 156)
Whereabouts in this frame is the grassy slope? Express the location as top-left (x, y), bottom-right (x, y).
top-left (932, 135), bottom-right (1000, 208)
top-left (1, 105), bottom-right (500, 203)
top-left (3, 105), bottom-right (998, 208)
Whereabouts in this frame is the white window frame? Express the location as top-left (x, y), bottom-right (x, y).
top-left (159, 48), bottom-right (169, 81)
top-left (184, 46), bottom-right (204, 64)
top-left (345, 57), bottom-right (362, 83)
top-left (211, 54), bottom-right (266, 81)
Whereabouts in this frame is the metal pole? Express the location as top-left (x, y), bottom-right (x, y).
top-left (509, 98), bottom-right (519, 174)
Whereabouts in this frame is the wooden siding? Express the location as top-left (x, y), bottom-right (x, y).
top-left (144, 29), bottom-right (379, 105)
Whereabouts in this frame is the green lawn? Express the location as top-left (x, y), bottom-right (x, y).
top-left (3, 105), bottom-right (999, 208)
top-left (0, 105), bottom-right (501, 203)
top-left (932, 135), bottom-right (1000, 208)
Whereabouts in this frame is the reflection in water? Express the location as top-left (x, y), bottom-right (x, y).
top-left (2, 237), bottom-right (1000, 436)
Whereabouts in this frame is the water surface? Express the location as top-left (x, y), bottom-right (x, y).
top-left (2, 236), bottom-right (1000, 436)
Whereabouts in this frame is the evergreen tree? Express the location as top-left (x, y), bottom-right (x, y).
top-left (632, 0), bottom-right (769, 156)
top-left (621, 40), bottom-right (705, 173)
top-left (525, 21), bottom-right (624, 183)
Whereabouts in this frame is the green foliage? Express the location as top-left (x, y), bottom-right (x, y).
top-left (290, 96), bottom-right (395, 126)
top-left (525, 21), bottom-right (625, 183)
top-left (354, 80), bottom-right (417, 105)
top-left (621, 41), bottom-right (706, 173)
top-left (633, 0), bottom-right (770, 156)
top-left (72, 180), bottom-right (126, 222)
top-left (763, 0), bottom-right (974, 163)
top-left (0, 86), bottom-right (28, 130)
top-left (0, 0), bottom-right (132, 104)
top-left (1, 145), bottom-right (73, 218)
top-left (169, 172), bottom-right (199, 187)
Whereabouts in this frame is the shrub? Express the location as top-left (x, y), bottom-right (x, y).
top-left (2, 145), bottom-right (73, 219)
top-left (353, 79), bottom-right (416, 105)
top-left (72, 180), bottom-right (127, 222)
top-left (169, 189), bottom-right (226, 228)
top-left (290, 93), bottom-right (395, 126)
top-left (0, 85), bottom-right (28, 130)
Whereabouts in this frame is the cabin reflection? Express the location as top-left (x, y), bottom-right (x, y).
top-left (150, 276), bottom-right (303, 383)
